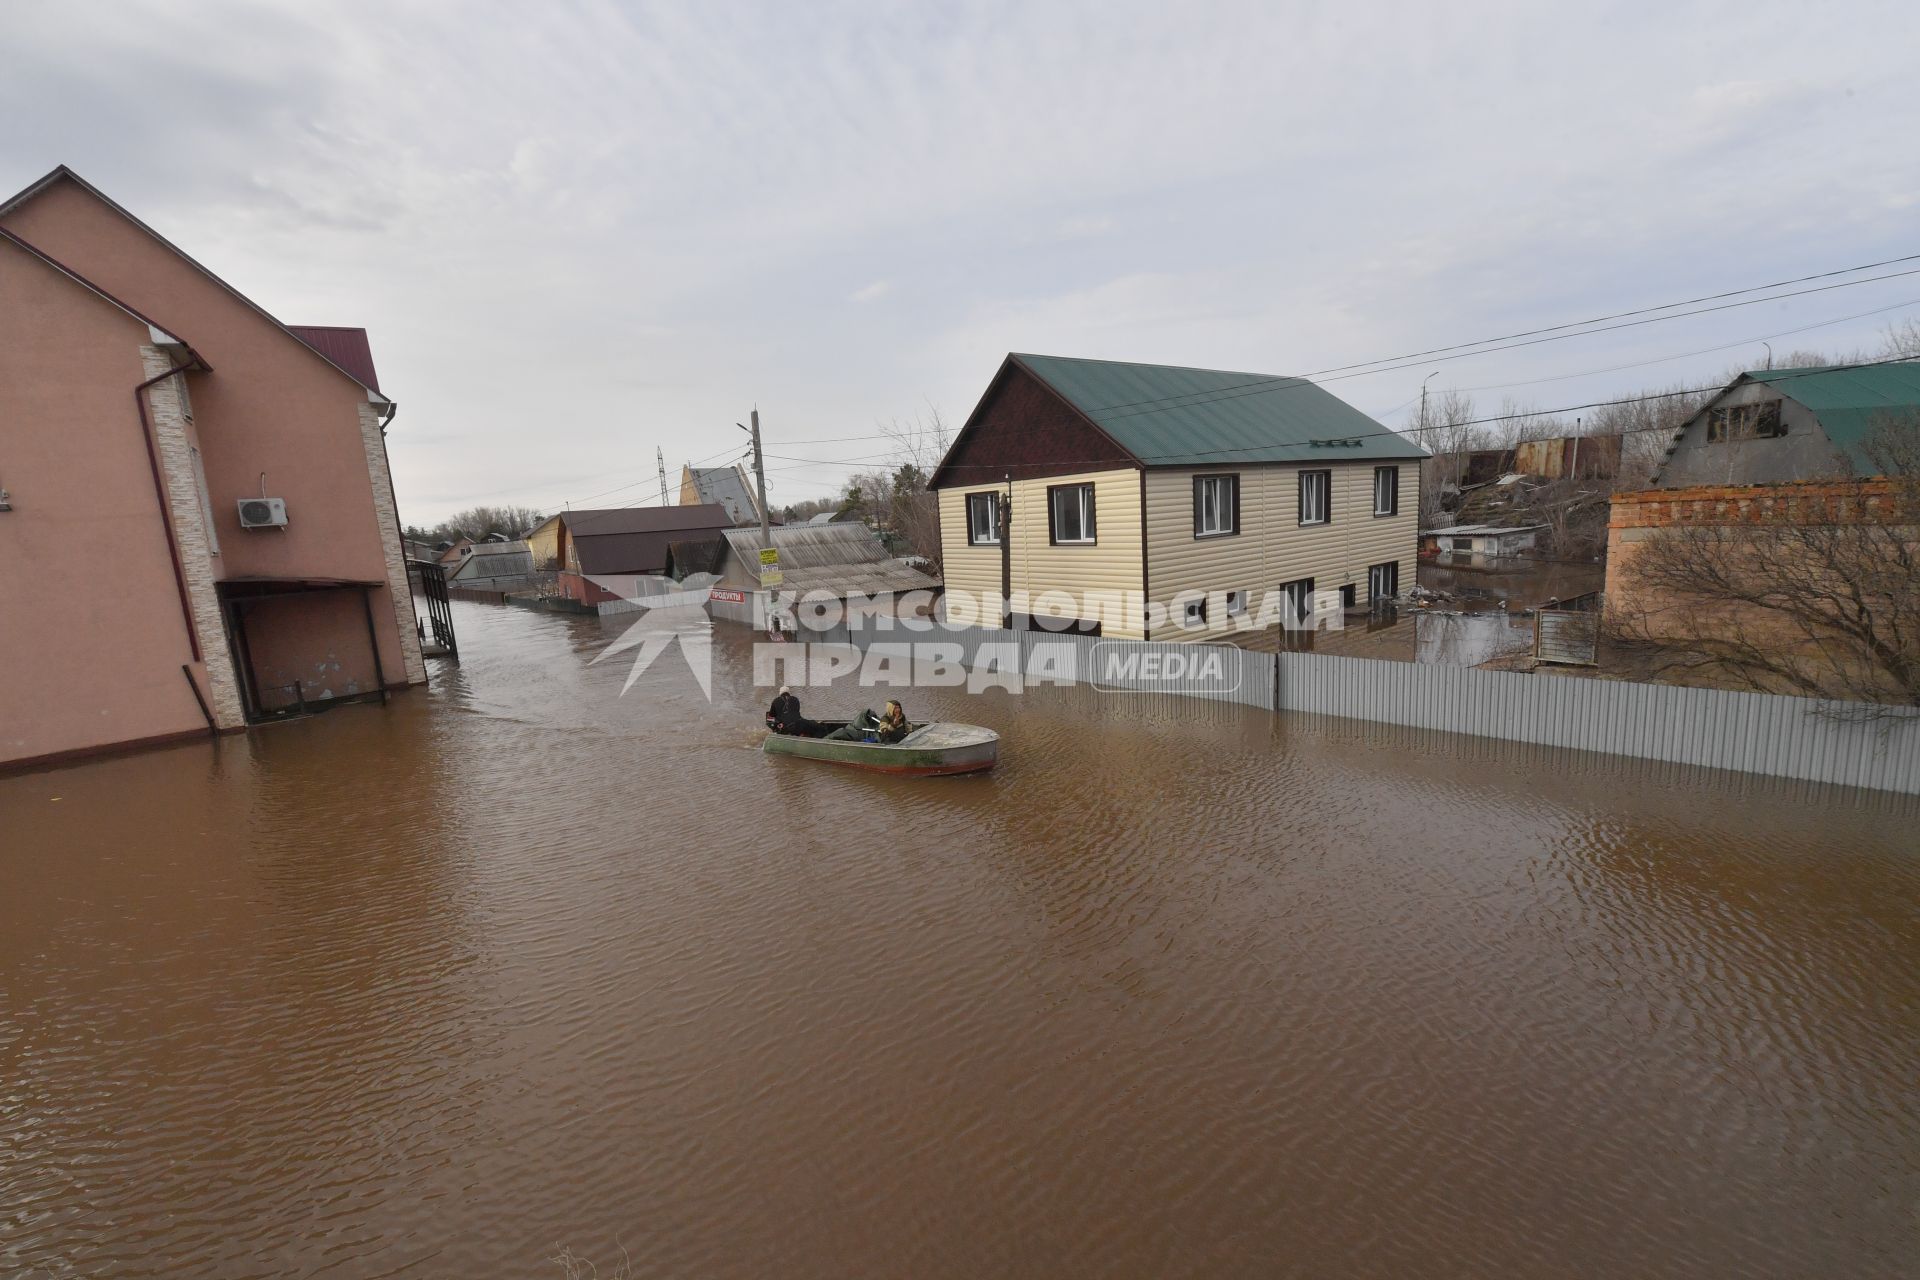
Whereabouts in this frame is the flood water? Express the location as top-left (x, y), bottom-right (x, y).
top-left (4, 602), bottom-right (1918, 1277)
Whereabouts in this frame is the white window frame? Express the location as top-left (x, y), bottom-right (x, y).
top-left (1048, 483), bottom-right (1097, 545)
top-left (965, 492), bottom-right (1000, 546)
top-left (1368, 560), bottom-right (1399, 602)
top-left (1224, 589), bottom-right (1247, 617)
top-left (1280, 577), bottom-right (1315, 626)
top-left (1299, 470), bottom-right (1331, 526)
top-left (1182, 597), bottom-right (1207, 627)
top-left (1194, 474), bottom-right (1237, 538)
top-left (1373, 466), bottom-right (1399, 517)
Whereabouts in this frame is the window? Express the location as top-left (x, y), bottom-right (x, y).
top-left (1368, 560), bottom-right (1399, 603)
top-left (1280, 577), bottom-right (1316, 626)
top-left (965, 492), bottom-right (1000, 545)
top-left (1373, 466), bottom-right (1399, 517)
top-left (1298, 470), bottom-right (1331, 525)
top-left (1183, 597), bottom-right (1207, 627)
top-left (1708, 400), bottom-right (1786, 443)
top-left (1224, 589), bottom-right (1247, 617)
top-left (1339, 583), bottom-right (1356, 609)
top-left (1030, 611), bottom-right (1102, 635)
top-left (1193, 474), bottom-right (1239, 537)
top-left (1048, 483), bottom-right (1097, 544)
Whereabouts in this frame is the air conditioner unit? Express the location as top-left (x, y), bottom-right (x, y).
top-left (237, 497), bottom-right (289, 529)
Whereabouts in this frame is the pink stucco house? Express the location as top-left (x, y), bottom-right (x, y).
top-left (0, 166), bottom-right (427, 770)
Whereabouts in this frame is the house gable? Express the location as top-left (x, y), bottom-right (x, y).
top-left (929, 356), bottom-right (1140, 490)
top-left (1654, 373), bottom-right (1853, 488)
top-left (0, 167), bottom-right (386, 404)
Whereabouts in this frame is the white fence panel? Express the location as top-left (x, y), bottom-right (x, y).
top-left (764, 619), bottom-right (1920, 796)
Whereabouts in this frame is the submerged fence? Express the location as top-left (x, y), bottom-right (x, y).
top-left (771, 618), bottom-right (1919, 797)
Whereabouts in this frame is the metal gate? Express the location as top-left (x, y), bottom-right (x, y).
top-left (1534, 608), bottom-right (1598, 666)
top-left (408, 558), bottom-right (459, 660)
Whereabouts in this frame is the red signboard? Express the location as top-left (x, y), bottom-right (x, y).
top-left (709, 587), bottom-right (748, 604)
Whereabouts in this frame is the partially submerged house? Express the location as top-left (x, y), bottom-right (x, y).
top-left (929, 354), bottom-right (1426, 639)
top-left (715, 522), bottom-right (940, 618)
top-left (1651, 363), bottom-right (1920, 487)
top-left (680, 463), bottom-right (762, 525)
top-left (0, 165), bottom-right (424, 770)
top-left (1420, 524), bottom-right (1547, 557)
top-left (525, 505), bottom-right (734, 605)
top-left (444, 539), bottom-right (535, 591)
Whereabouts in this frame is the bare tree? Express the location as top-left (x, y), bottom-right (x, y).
top-left (405, 504), bottom-right (546, 543)
top-left (864, 410), bottom-right (951, 567)
top-left (1878, 319), bottom-right (1920, 360)
top-left (1607, 414), bottom-right (1920, 706)
top-left (1417, 389), bottom-right (1480, 527)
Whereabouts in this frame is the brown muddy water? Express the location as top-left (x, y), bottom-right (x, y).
top-left (3, 602), bottom-right (1918, 1278)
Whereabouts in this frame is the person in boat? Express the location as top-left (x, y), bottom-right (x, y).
top-left (874, 699), bottom-right (910, 744)
top-left (766, 686), bottom-right (817, 737)
top-left (824, 700), bottom-right (910, 744)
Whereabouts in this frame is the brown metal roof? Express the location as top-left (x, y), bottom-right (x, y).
top-left (287, 326), bottom-right (380, 392)
top-left (562, 505), bottom-right (731, 537)
top-left (574, 532), bottom-right (687, 575)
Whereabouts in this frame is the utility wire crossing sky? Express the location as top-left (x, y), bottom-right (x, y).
top-left (5, 0), bottom-right (1917, 523)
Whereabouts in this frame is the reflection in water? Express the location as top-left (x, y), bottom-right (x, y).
top-left (1414, 609), bottom-right (1538, 665)
top-left (2, 602), bottom-right (1917, 1278)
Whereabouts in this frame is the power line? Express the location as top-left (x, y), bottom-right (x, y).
top-left (1076, 254), bottom-right (1920, 417)
top-left (451, 258), bottom-right (1920, 508)
top-left (711, 271), bottom-right (1920, 464)
top-left (1451, 294), bottom-right (1920, 395)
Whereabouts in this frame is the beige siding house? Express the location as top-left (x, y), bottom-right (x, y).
top-left (930, 354), bottom-right (1425, 642)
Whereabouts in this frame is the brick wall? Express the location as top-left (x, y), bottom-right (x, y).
top-left (357, 402), bottom-right (427, 685)
top-left (143, 348), bottom-right (247, 729)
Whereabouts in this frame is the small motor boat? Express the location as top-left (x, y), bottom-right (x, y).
top-left (762, 720), bottom-right (999, 775)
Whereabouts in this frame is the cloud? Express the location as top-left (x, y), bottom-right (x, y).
top-left (2, 1), bottom-right (1914, 522)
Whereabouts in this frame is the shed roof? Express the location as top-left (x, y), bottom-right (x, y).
top-left (570, 506), bottom-right (733, 576)
top-left (1746, 362), bottom-right (1920, 465)
top-left (446, 540), bottom-right (533, 580)
top-left (722, 523), bottom-right (938, 595)
top-left (1012, 353), bottom-right (1426, 467)
top-left (1422, 524), bottom-right (1550, 537)
top-left (564, 504), bottom-right (731, 537)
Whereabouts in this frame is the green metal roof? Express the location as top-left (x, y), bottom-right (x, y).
top-left (1745, 362), bottom-right (1920, 467)
top-left (1014, 353), bottom-right (1427, 466)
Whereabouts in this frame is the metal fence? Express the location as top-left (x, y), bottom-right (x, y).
top-left (794, 619), bottom-right (1920, 796)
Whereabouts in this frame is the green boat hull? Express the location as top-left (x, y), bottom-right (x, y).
top-left (762, 721), bottom-right (999, 775)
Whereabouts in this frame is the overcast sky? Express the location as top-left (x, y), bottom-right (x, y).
top-left (6, 0), bottom-right (1918, 525)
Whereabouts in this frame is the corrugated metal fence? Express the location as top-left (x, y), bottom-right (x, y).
top-left (788, 620), bottom-right (1919, 796)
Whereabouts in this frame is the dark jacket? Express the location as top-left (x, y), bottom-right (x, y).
top-left (768, 692), bottom-right (801, 733)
